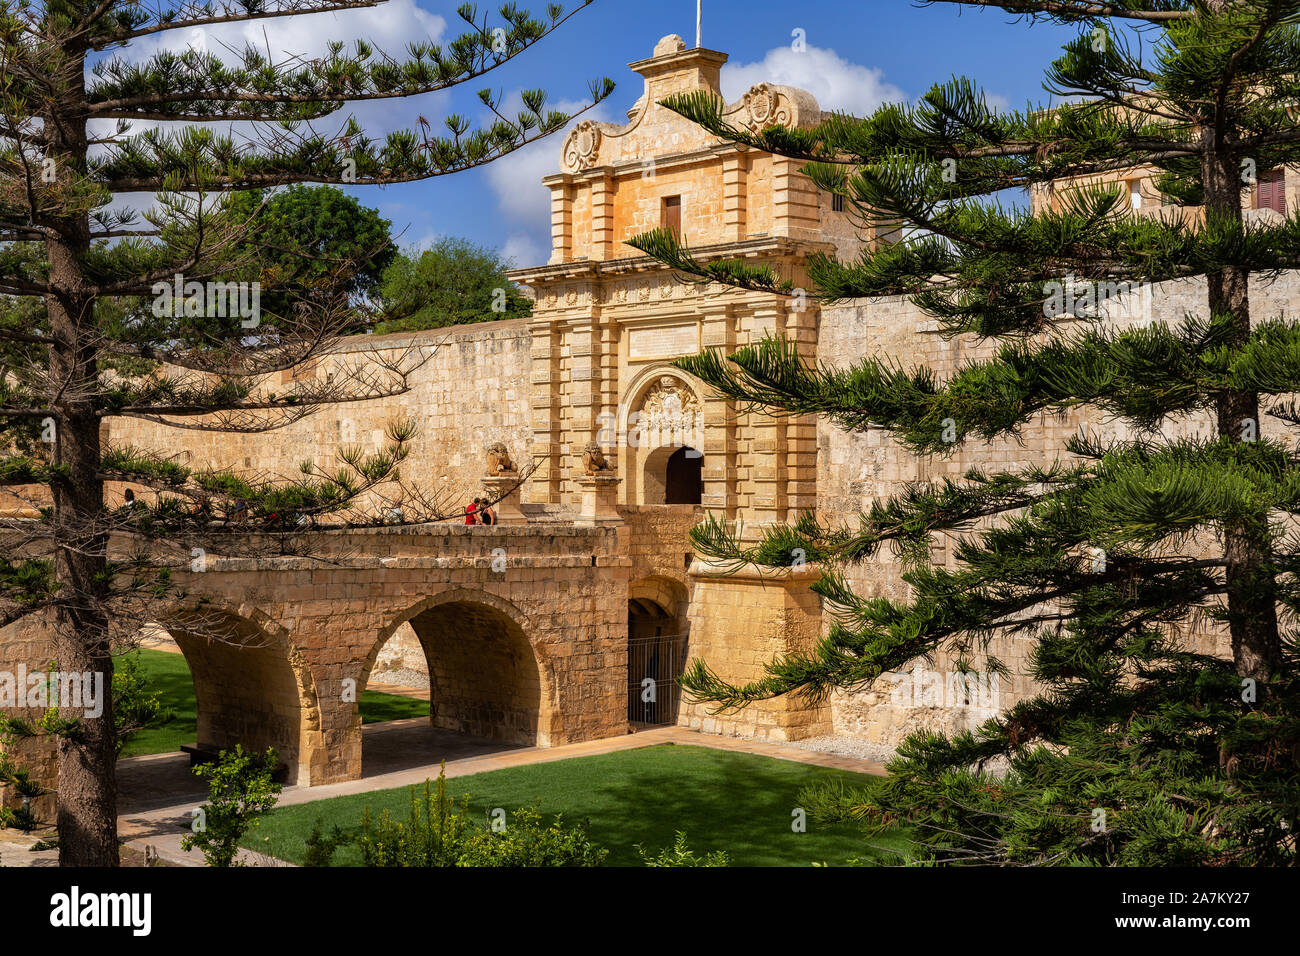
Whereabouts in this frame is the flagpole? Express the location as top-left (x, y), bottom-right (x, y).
top-left (696, 0), bottom-right (702, 48)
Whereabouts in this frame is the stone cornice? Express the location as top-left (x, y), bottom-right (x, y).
top-left (541, 142), bottom-right (740, 186)
top-left (507, 236), bottom-right (836, 287)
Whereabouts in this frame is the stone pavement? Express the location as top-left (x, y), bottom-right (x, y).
top-left (114, 722), bottom-right (887, 867)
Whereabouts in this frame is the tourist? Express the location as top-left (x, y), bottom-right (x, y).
top-left (479, 500), bottom-right (497, 526)
top-left (122, 488), bottom-right (135, 507)
top-left (464, 499), bottom-right (479, 524)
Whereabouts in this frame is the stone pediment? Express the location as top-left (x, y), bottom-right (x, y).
top-left (558, 36), bottom-right (822, 174)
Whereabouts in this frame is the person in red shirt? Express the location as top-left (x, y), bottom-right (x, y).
top-left (465, 500), bottom-right (479, 525)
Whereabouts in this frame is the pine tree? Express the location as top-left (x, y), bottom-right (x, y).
top-left (633, 0), bottom-right (1300, 864)
top-left (0, 0), bottom-right (611, 866)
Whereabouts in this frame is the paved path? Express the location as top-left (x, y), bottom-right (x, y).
top-left (115, 722), bottom-right (886, 867)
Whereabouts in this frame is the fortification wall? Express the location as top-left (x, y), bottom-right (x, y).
top-left (103, 319), bottom-right (534, 515)
top-left (816, 271), bottom-right (1300, 745)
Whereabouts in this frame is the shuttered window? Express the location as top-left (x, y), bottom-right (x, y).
top-left (662, 195), bottom-right (682, 234)
top-left (1257, 167), bottom-right (1287, 214)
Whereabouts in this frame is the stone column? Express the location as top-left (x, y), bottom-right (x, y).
top-left (481, 473), bottom-right (526, 524)
top-left (744, 305), bottom-right (788, 535)
top-left (545, 174), bottom-right (576, 264)
top-left (575, 475), bottom-right (623, 526)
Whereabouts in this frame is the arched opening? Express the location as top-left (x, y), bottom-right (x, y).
top-left (665, 447), bottom-right (703, 504)
top-left (114, 612), bottom-right (311, 803)
top-left (627, 579), bottom-right (689, 727)
top-left (643, 445), bottom-right (703, 505)
top-left (170, 616), bottom-right (303, 774)
top-left (367, 596), bottom-right (543, 758)
top-left (356, 621), bottom-right (431, 724)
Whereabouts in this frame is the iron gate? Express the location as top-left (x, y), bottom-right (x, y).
top-left (627, 633), bottom-right (684, 725)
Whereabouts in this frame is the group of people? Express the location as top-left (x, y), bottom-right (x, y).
top-left (464, 497), bottom-right (498, 525)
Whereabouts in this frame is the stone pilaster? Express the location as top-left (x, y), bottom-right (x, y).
top-left (700, 301), bottom-right (739, 518)
top-left (590, 171), bottom-right (615, 260)
top-left (722, 153), bottom-right (748, 242)
top-left (772, 154), bottom-right (822, 241)
top-left (742, 305), bottom-right (788, 533)
top-left (527, 318), bottom-right (564, 504)
top-left (545, 174), bottom-right (575, 264)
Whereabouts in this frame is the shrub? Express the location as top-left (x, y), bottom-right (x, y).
top-left (303, 817), bottom-right (349, 867)
top-left (354, 765), bottom-right (607, 867)
top-left (181, 745), bottom-right (282, 867)
top-left (636, 832), bottom-right (729, 867)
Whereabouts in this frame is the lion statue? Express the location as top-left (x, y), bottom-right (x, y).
top-left (486, 442), bottom-right (515, 475)
top-left (582, 441), bottom-right (611, 475)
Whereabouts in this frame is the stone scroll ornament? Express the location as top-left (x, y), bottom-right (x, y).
top-left (562, 121), bottom-right (603, 171)
top-left (582, 441), bottom-right (612, 475)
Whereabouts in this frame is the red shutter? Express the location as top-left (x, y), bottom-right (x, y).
top-left (1258, 168), bottom-right (1287, 215)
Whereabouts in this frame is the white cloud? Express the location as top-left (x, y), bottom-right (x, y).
top-left (484, 97), bottom-right (610, 221)
top-left (114, 0), bottom-right (446, 66)
top-left (721, 44), bottom-right (908, 116)
top-left (501, 232), bottom-right (545, 269)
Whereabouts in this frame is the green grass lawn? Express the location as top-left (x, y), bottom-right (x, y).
top-left (118, 648), bottom-right (430, 758)
top-left (241, 744), bottom-right (909, 867)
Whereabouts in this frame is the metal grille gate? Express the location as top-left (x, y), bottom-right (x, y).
top-left (627, 633), bottom-right (683, 726)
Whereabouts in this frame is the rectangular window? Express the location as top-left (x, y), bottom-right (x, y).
top-left (662, 195), bottom-right (682, 235)
top-left (1257, 167), bottom-right (1287, 214)
top-left (1128, 179), bottom-right (1142, 211)
top-left (832, 193), bottom-right (845, 213)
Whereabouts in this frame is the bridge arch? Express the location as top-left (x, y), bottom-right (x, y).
top-left (368, 589), bottom-right (552, 746)
top-left (143, 600), bottom-right (320, 784)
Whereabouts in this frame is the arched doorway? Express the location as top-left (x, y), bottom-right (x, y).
top-left (643, 445), bottom-right (703, 505)
top-left (665, 447), bottom-right (703, 504)
top-left (627, 578), bottom-right (689, 726)
top-left (371, 595), bottom-right (543, 746)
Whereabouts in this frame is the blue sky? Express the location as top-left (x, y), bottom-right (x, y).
top-left (117, 0), bottom-right (1091, 265)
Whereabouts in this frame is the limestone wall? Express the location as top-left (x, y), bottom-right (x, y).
top-left (104, 319), bottom-right (534, 517)
top-left (816, 271), bottom-right (1300, 744)
top-left (0, 612), bottom-right (58, 825)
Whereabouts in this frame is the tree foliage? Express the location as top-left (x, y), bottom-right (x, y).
top-left (0, 0), bottom-right (608, 865)
top-left (633, 0), bottom-right (1300, 865)
top-left (374, 237), bottom-right (532, 334)
top-left (222, 185), bottom-right (397, 314)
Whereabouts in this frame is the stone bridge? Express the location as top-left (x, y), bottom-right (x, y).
top-left (152, 521), bottom-right (636, 785)
top-left (3, 497), bottom-right (829, 801)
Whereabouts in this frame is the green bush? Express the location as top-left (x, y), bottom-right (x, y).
top-left (354, 766), bottom-right (606, 867)
top-left (181, 745), bottom-right (282, 867)
top-left (636, 832), bottom-right (729, 867)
